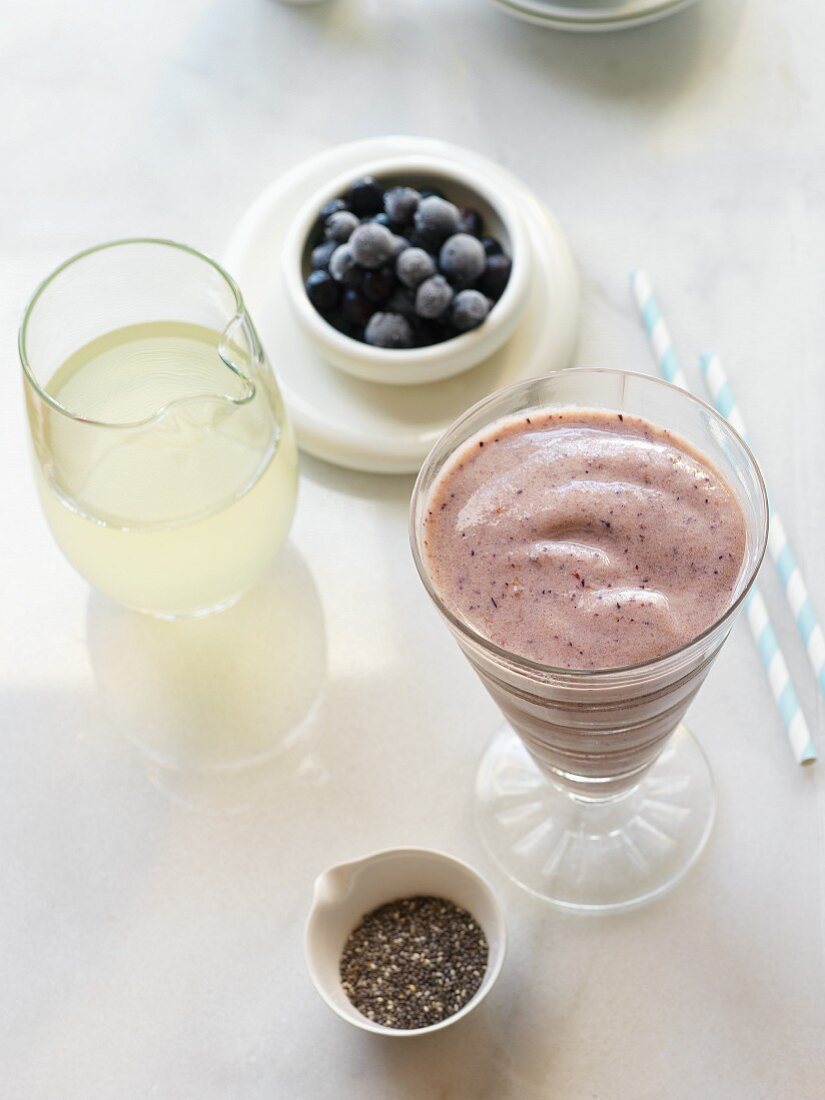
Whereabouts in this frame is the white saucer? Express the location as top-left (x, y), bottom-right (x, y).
top-left (488, 0), bottom-right (698, 31)
top-left (225, 137), bottom-right (579, 475)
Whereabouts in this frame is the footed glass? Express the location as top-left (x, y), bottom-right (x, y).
top-left (410, 369), bottom-right (768, 911)
top-left (20, 239), bottom-right (298, 619)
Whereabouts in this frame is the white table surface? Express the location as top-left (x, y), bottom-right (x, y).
top-left (3, 1), bottom-right (825, 1096)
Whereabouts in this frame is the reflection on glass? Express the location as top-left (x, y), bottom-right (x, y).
top-left (87, 545), bottom-right (327, 811)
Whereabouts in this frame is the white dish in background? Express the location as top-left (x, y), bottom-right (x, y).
top-left (282, 154), bottom-right (532, 387)
top-left (225, 136), bottom-right (579, 475)
top-left (488, 0), bottom-right (699, 31)
top-left (305, 847), bottom-right (507, 1037)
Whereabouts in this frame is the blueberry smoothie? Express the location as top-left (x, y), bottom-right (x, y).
top-left (422, 408), bottom-right (747, 671)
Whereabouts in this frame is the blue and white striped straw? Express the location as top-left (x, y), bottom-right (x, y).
top-left (701, 351), bottom-right (825, 705)
top-left (630, 269), bottom-right (689, 390)
top-left (630, 269), bottom-right (816, 765)
top-left (743, 590), bottom-right (817, 764)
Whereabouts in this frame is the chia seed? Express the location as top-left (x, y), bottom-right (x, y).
top-left (339, 895), bottom-right (488, 1030)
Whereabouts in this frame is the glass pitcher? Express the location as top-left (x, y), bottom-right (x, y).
top-left (20, 239), bottom-right (298, 619)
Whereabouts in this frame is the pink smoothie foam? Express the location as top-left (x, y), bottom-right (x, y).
top-left (423, 408), bottom-right (747, 671)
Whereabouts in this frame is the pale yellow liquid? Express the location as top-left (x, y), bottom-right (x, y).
top-left (37, 321), bottom-right (298, 617)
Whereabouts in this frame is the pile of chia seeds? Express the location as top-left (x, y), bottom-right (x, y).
top-left (339, 895), bottom-right (488, 1030)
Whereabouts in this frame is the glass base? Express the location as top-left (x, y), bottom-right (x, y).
top-left (475, 724), bottom-right (715, 912)
top-left (139, 589), bottom-right (246, 622)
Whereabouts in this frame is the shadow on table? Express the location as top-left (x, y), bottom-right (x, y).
top-left (359, 1001), bottom-right (528, 1098)
top-left (85, 542), bottom-right (329, 814)
top-left (485, 0), bottom-right (748, 106)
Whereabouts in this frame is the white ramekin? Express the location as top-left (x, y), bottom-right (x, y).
top-left (305, 847), bottom-right (507, 1036)
top-left (282, 153), bottom-right (532, 386)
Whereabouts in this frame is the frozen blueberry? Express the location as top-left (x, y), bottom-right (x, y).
top-left (419, 187), bottom-right (445, 201)
top-left (321, 197), bottom-right (349, 218)
top-left (370, 212), bottom-right (393, 229)
top-left (457, 208), bottom-right (484, 237)
top-left (305, 270), bottom-right (339, 312)
top-left (348, 176), bottom-right (384, 216)
top-left (387, 286), bottom-right (417, 319)
top-left (396, 247), bottom-right (435, 289)
top-left (315, 197), bottom-right (349, 235)
top-left (452, 289), bottom-right (491, 331)
top-left (412, 319), bottom-right (448, 347)
top-left (439, 234), bottom-right (487, 287)
top-left (310, 240), bottom-right (338, 271)
top-left (481, 236), bottom-right (503, 257)
top-left (480, 254), bottom-right (511, 300)
top-left (349, 223), bottom-right (395, 269)
top-left (329, 245), bottom-right (362, 287)
top-left (342, 288), bottom-right (377, 326)
top-left (408, 226), bottom-right (442, 253)
top-left (365, 312), bottom-right (414, 349)
top-left (362, 265), bottom-right (396, 303)
top-left (384, 186), bottom-right (420, 226)
top-left (414, 196), bottom-right (460, 242)
top-left (389, 234), bottom-right (411, 258)
top-left (415, 275), bottom-right (454, 320)
top-left (324, 210), bottom-right (359, 243)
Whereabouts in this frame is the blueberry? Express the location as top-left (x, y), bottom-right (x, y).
top-left (457, 208), bottom-right (484, 237)
top-left (396, 247), bottom-right (435, 289)
top-left (387, 287), bottom-right (417, 319)
top-left (310, 240), bottom-right (338, 271)
top-left (324, 210), bottom-right (359, 243)
top-left (408, 227), bottom-right (442, 253)
top-left (325, 209), bottom-right (360, 244)
top-left (412, 320), bottom-right (449, 348)
top-left (415, 275), bottom-right (454, 320)
top-left (390, 234), bottom-right (411, 258)
top-left (433, 320), bottom-right (455, 343)
top-left (305, 269), bottom-right (339, 312)
top-left (439, 233), bottom-right (486, 287)
top-left (362, 265), bottom-right (397, 303)
top-left (348, 176), bottom-right (384, 216)
top-left (349, 223), bottom-right (394, 269)
top-left (370, 212), bottom-right (393, 229)
top-left (480, 254), bottom-right (511, 300)
top-left (384, 186), bottom-right (420, 226)
top-left (342, 288), bottom-right (377, 326)
top-left (452, 289), bottom-right (490, 331)
top-left (365, 312), bottom-right (414, 349)
top-left (419, 187), bottom-right (445, 201)
top-left (481, 236), bottom-right (503, 257)
top-left (315, 197), bottom-right (349, 235)
top-left (414, 196), bottom-right (460, 242)
top-left (320, 197), bottom-right (349, 219)
top-left (329, 245), bottom-right (362, 287)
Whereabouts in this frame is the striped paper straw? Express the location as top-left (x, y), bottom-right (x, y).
top-left (701, 351), bottom-right (825, 704)
top-left (630, 270), bottom-right (816, 765)
top-left (630, 268), bottom-right (689, 390)
top-left (743, 590), bottom-right (817, 764)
